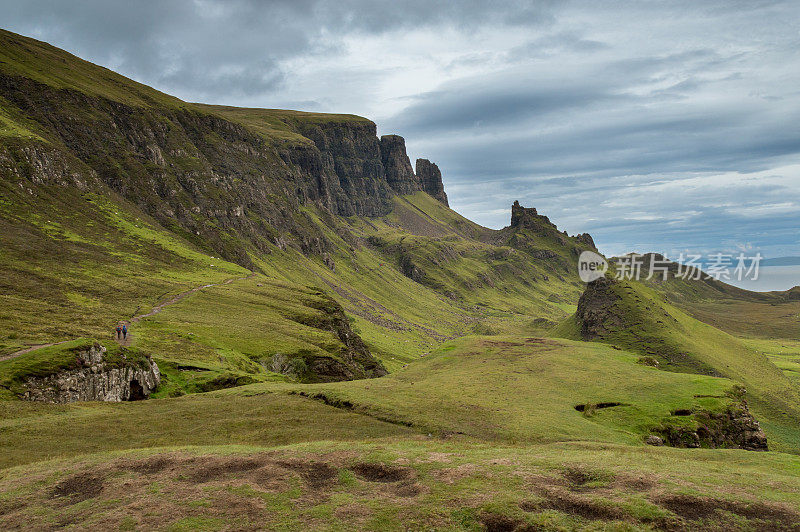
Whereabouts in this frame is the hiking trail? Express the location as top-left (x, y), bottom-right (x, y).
top-left (1, 274), bottom-right (253, 359)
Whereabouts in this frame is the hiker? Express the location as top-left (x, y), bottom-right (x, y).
top-left (115, 325), bottom-right (121, 339)
top-left (122, 324), bottom-right (127, 340)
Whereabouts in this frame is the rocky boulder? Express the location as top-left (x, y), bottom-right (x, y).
top-left (23, 343), bottom-right (160, 403)
top-left (576, 276), bottom-right (622, 340)
top-left (654, 401), bottom-right (768, 451)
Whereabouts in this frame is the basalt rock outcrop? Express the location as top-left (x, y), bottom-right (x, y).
top-left (294, 119), bottom-right (394, 217)
top-left (23, 344), bottom-right (160, 403)
top-left (415, 159), bottom-right (449, 206)
top-left (576, 276), bottom-right (623, 340)
top-left (510, 201), bottom-right (546, 230)
top-left (507, 201), bottom-right (597, 251)
top-left (380, 134), bottom-right (422, 195)
top-left (653, 401), bottom-right (768, 451)
top-left (0, 44), bottom-right (448, 269)
top-left (276, 293), bottom-right (388, 382)
top-left (575, 233), bottom-right (595, 249)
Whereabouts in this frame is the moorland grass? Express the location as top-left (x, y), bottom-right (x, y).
top-left (1, 440), bottom-right (800, 530)
top-left (555, 278), bottom-right (800, 452)
top-left (229, 336), bottom-right (738, 446)
top-left (0, 393), bottom-right (415, 469)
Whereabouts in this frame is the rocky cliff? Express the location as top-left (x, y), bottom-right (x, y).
top-left (379, 134), bottom-right (421, 195)
top-left (415, 159), bottom-right (449, 206)
top-left (22, 343), bottom-right (160, 403)
top-left (0, 62), bottom-right (449, 268)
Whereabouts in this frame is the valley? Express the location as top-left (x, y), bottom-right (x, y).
top-left (1, 27), bottom-right (800, 531)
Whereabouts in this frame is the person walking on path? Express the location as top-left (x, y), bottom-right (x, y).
top-left (115, 325), bottom-right (122, 340)
top-left (122, 324), bottom-right (127, 340)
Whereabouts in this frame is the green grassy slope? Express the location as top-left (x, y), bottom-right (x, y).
top-left (0, 28), bottom-right (591, 384)
top-left (193, 103), bottom-right (374, 147)
top-left (0, 156), bottom-right (592, 393)
top-left (0, 30), bottom-right (184, 111)
top-left (0, 173), bottom-right (393, 388)
top-left (3, 332), bottom-right (800, 529)
top-left (0, 334), bottom-right (755, 462)
top-left (558, 276), bottom-right (800, 452)
top-left (630, 253), bottom-right (800, 340)
top-left (0, 176), bottom-right (245, 353)
top-left (230, 336), bottom-right (741, 447)
top-left (3, 27), bottom-right (800, 531)
top-left (0, 393), bottom-right (414, 469)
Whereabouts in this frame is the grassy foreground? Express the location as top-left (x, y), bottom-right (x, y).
top-left (1, 441), bottom-right (799, 530)
top-left (231, 336), bottom-right (741, 447)
top-left (3, 333), bottom-right (800, 529)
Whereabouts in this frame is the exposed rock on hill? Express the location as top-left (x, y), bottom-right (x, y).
top-left (506, 200), bottom-right (597, 252)
top-left (576, 276), bottom-right (622, 340)
top-left (278, 293), bottom-right (388, 382)
top-left (380, 134), bottom-right (421, 195)
top-left (575, 233), bottom-right (595, 249)
top-left (415, 159), bottom-right (448, 206)
top-left (510, 200), bottom-right (543, 230)
top-left (0, 64), bottom-right (451, 268)
top-left (653, 401), bottom-right (768, 451)
top-left (22, 343), bottom-right (160, 403)
top-left (294, 119), bottom-right (393, 217)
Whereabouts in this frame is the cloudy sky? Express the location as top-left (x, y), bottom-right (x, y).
top-left (3, 0), bottom-right (799, 270)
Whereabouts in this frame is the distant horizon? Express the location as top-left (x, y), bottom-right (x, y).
top-left (726, 264), bottom-right (800, 292)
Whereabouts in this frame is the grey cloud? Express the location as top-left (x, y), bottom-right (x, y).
top-left (0, 0), bottom-right (556, 102)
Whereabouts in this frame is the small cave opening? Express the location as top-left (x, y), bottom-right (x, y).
top-left (671, 409), bottom-right (693, 416)
top-left (574, 402), bottom-right (623, 412)
top-left (128, 379), bottom-right (146, 401)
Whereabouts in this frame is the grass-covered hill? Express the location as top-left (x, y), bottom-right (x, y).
top-left (0, 27), bottom-right (596, 388)
top-left (612, 253), bottom-right (800, 340)
top-left (3, 338), bottom-right (800, 530)
top-left (2, 28), bottom-right (800, 530)
top-left (557, 275), bottom-right (800, 452)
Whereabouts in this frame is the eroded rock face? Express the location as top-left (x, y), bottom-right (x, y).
top-left (510, 200), bottom-right (541, 229)
top-left (380, 135), bottom-right (421, 195)
top-left (296, 120), bottom-right (394, 217)
top-left (576, 276), bottom-right (622, 340)
top-left (0, 71), bottom-right (452, 268)
top-left (655, 402), bottom-right (768, 451)
top-left (273, 293), bottom-right (387, 382)
top-left (23, 344), bottom-right (160, 403)
top-left (415, 159), bottom-right (448, 206)
top-left (575, 233), bottom-right (596, 250)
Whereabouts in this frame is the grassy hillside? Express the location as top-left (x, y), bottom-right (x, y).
top-left (0, 30), bottom-right (184, 111)
top-left (3, 27), bottom-right (800, 531)
top-left (558, 276), bottom-right (800, 452)
top-left (232, 336), bottom-right (741, 447)
top-left (194, 103), bottom-right (374, 147)
top-left (2, 335), bottom-right (800, 529)
top-left (629, 253), bottom-right (800, 340)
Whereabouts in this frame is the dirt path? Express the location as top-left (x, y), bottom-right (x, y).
top-left (2, 274), bottom-right (253, 359)
top-left (0, 340), bottom-right (73, 362)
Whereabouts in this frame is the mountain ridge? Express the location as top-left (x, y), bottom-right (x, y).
top-left (2, 27), bottom-right (800, 530)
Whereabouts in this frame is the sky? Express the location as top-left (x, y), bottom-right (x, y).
top-left (2, 0), bottom-right (799, 275)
